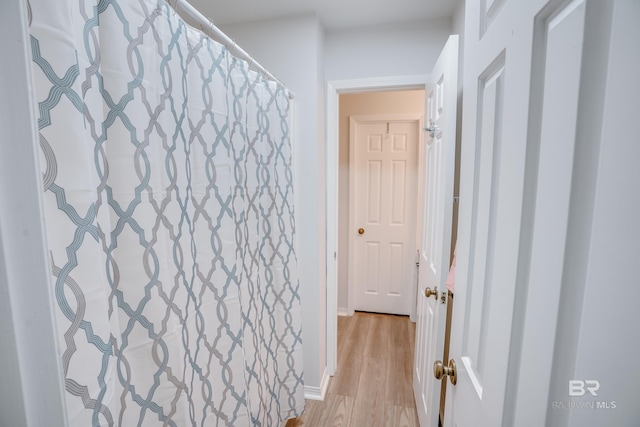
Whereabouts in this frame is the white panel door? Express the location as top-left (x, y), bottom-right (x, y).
top-left (413, 36), bottom-right (458, 427)
top-left (445, 0), bottom-right (610, 425)
top-left (350, 118), bottom-right (419, 315)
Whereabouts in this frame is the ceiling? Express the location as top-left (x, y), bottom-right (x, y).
top-left (186, 0), bottom-right (457, 30)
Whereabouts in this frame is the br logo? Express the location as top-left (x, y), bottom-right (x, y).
top-left (569, 380), bottom-right (600, 397)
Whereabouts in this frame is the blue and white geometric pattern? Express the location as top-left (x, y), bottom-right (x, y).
top-left (28, 0), bottom-right (304, 425)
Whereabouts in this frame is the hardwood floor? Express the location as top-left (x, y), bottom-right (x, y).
top-left (285, 312), bottom-right (418, 427)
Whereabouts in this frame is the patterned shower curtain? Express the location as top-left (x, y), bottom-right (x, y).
top-left (28, 0), bottom-right (304, 425)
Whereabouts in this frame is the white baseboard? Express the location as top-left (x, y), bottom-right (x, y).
top-left (304, 368), bottom-right (330, 401)
top-left (337, 307), bottom-right (349, 317)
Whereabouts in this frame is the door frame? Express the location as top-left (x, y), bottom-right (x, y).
top-left (347, 114), bottom-right (423, 317)
top-left (326, 75), bottom-right (428, 375)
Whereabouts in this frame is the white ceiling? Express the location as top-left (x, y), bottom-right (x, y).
top-left (187, 0), bottom-right (457, 30)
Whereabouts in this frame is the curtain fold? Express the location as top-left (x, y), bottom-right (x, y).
top-left (28, 1), bottom-right (304, 425)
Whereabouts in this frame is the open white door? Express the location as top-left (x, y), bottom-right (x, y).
top-left (445, 1), bottom-right (632, 425)
top-left (413, 35), bottom-right (458, 427)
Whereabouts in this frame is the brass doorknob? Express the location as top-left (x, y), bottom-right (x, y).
top-left (434, 359), bottom-right (457, 385)
top-left (425, 286), bottom-right (438, 299)
top-left (358, 228), bottom-right (365, 235)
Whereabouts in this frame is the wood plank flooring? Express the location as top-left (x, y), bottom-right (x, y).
top-left (284, 312), bottom-right (418, 427)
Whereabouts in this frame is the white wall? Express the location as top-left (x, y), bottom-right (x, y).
top-left (337, 90), bottom-right (425, 312)
top-left (452, 1), bottom-right (465, 65)
top-left (220, 14), bottom-right (328, 391)
top-left (0, 1), bottom-right (67, 425)
top-left (325, 18), bottom-right (451, 81)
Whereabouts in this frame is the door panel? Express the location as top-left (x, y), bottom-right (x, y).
top-left (446, 0), bottom-right (600, 425)
top-left (351, 119), bottom-right (419, 315)
top-left (461, 57), bottom-right (507, 408)
top-left (413, 35), bottom-right (459, 427)
top-left (512, 1), bottom-right (589, 424)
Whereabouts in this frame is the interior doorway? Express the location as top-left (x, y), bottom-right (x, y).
top-left (343, 94), bottom-right (425, 316)
top-left (326, 76), bottom-right (429, 377)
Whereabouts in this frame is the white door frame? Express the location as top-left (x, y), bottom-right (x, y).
top-left (326, 75), bottom-right (428, 375)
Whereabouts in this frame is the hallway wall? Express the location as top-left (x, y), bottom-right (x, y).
top-left (325, 18), bottom-right (452, 81)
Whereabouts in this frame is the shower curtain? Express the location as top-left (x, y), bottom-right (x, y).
top-left (28, 0), bottom-right (304, 425)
